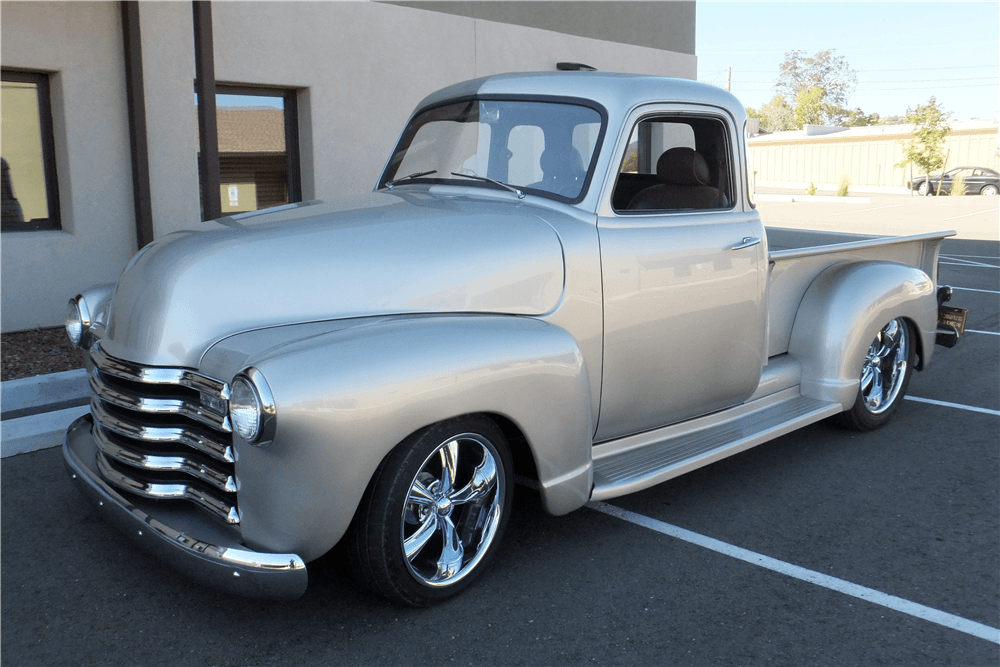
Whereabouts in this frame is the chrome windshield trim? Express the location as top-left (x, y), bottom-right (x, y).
top-left (91, 400), bottom-right (235, 463)
top-left (91, 343), bottom-right (230, 401)
top-left (97, 451), bottom-right (240, 525)
top-left (95, 425), bottom-right (237, 494)
top-left (90, 369), bottom-right (233, 434)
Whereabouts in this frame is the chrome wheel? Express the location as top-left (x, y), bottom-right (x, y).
top-left (836, 317), bottom-right (915, 431)
top-left (860, 319), bottom-right (909, 415)
top-left (401, 433), bottom-right (505, 587)
top-left (347, 416), bottom-right (512, 606)
top-left (918, 181), bottom-right (930, 196)
top-left (981, 184), bottom-right (998, 196)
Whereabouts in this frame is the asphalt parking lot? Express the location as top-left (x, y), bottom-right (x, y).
top-left (2, 195), bottom-right (998, 666)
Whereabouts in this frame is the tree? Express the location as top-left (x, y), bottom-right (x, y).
top-left (897, 97), bottom-right (951, 178)
top-left (843, 109), bottom-right (879, 127)
top-left (793, 87), bottom-right (827, 128)
top-left (776, 49), bottom-right (857, 109)
top-left (747, 95), bottom-right (796, 133)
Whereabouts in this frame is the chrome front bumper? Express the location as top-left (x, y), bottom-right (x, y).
top-left (63, 414), bottom-right (308, 599)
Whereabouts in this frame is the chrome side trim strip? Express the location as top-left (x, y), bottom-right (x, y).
top-left (91, 400), bottom-right (235, 463)
top-left (91, 343), bottom-right (230, 400)
top-left (90, 369), bottom-right (233, 433)
top-left (95, 425), bottom-right (237, 494)
top-left (97, 451), bottom-right (240, 525)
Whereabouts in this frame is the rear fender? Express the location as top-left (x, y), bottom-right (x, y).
top-left (225, 315), bottom-right (593, 561)
top-left (787, 261), bottom-right (936, 409)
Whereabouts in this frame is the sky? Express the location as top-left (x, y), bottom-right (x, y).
top-left (696, 1), bottom-right (1000, 121)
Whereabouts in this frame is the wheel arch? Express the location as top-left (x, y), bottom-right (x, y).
top-left (787, 261), bottom-right (937, 410)
top-left (224, 314), bottom-right (594, 562)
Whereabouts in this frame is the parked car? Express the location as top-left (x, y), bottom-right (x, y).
top-left (63, 72), bottom-right (967, 607)
top-left (908, 167), bottom-right (999, 196)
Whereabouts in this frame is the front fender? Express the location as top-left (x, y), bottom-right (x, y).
top-left (787, 261), bottom-right (936, 409)
top-left (226, 315), bottom-right (592, 561)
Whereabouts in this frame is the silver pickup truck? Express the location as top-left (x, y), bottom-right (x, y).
top-left (63, 72), bottom-right (966, 606)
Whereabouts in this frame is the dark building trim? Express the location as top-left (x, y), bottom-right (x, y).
top-left (283, 90), bottom-right (302, 204)
top-left (120, 1), bottom-right (154, 248)
top-left (193, 1), bottom-right (222, 221)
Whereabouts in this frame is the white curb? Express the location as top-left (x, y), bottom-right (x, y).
top-left (1, 405), bottom-right (90, 458)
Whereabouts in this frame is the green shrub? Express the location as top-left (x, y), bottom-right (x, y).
top-left (950, 173), bottom-right (966, 196)
top-left (806, 182), bottom-right (817, 196)
top-left (837, 175), bottom-right (850, 197)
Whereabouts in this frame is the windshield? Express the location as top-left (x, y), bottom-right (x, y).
top-left (380, 98), bottom-right (605, 203)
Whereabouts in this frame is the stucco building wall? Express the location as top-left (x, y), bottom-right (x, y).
top-left (1, 0), bottom-right (695, 332)
top-left (1, 1), bottom-right (138, 333)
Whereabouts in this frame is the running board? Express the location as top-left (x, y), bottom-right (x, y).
top-left (591, 391), bottom-right (841, 501)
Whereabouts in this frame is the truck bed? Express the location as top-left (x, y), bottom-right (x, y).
top-left (764, 227), bottom-right (954, 358)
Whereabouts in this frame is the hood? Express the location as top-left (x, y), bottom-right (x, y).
top-left (102, 191), bottom-right (566, 368)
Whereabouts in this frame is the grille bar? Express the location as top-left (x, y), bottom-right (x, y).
top-left (90, 369), bottom-right (232, 433)
top-left (91, 343), bottom-right (229, 399)
top-left (91, 400), bottom-right (235, 464)
top-left (97, 451), bottom-right (240, 525)
top-left (95, 425), bottom-right (238, 494)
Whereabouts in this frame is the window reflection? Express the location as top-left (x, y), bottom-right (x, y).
top-left (1, 72), bottom-right (59, 231)
top-left (197, 88), bottom-right (300, 217)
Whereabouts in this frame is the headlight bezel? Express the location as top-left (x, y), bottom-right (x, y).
top-left (65, 295), bottom-right (92, 347)
top-left (229, 367), bottom-right (277, 447)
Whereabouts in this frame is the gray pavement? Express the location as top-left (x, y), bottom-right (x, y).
top-left (2, 200), bottom-right (998, 666)
top-left (757, 191), bottom-right (999, 241)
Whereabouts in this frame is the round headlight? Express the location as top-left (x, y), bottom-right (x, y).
top-left (64, 296), bottom-right (91, 347)
top-left (229, 368), bottom-right (276, 447)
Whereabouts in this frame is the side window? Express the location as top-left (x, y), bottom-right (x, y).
top-left (1, 70), bottom-right (61, 232)
top-left (612, 115), bottom-right (733, 213)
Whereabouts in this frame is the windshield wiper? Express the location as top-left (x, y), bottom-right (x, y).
top-left (385, 170), bottom-right (437, 189)
top-left (449, 172), bottom-right (525, 199)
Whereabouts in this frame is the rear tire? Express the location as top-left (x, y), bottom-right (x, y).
top-left (981, 184), bottom-right (998, 196)
top-left (347, 416), bottom-right (513, 606)
top-left (835, 318), bottom-right (915, 432)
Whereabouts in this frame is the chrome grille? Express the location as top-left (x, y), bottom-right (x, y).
top-left (88, 343), bottom-right (239, 525)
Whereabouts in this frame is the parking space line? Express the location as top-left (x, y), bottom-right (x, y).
top-left (967, 329), bottom-right (1000, 336)
top-left (940, 254), bottom-right (1000, 261)
top-left (829, 204), bottom-right (902, 216)
top-left (588, 501), bottom-right (1000, 645)
top-left (940, 261), bottom-right (999, 269)
top-left (904, 396), bottom-right (1000, 417)
top-left (951, 286), bottom-right (1000, 295)
top-left (944, 209), bottom-right (999, 222)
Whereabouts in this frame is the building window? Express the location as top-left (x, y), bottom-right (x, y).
top-left (1, 70), bottom-right (60, 232)
top-left (197, 85), bottom-right (301, 217)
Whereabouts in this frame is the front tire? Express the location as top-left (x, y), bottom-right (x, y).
top-left (835, 318), bottom-right (915, 431)
top-left (347, 416), bottom-right (513, 606)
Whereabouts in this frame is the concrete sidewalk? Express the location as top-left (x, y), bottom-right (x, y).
top-left (1, 368), bottom-right (89, 458)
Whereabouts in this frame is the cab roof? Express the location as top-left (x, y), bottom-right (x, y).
top-left (416, 72), bottom-right (748, 126)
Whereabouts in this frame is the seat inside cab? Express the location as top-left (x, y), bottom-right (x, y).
top-left (612, 116), bottom-right (733, 212)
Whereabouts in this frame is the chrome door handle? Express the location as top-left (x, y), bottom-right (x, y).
top-left (730, 236), bottom-right (761, 251)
